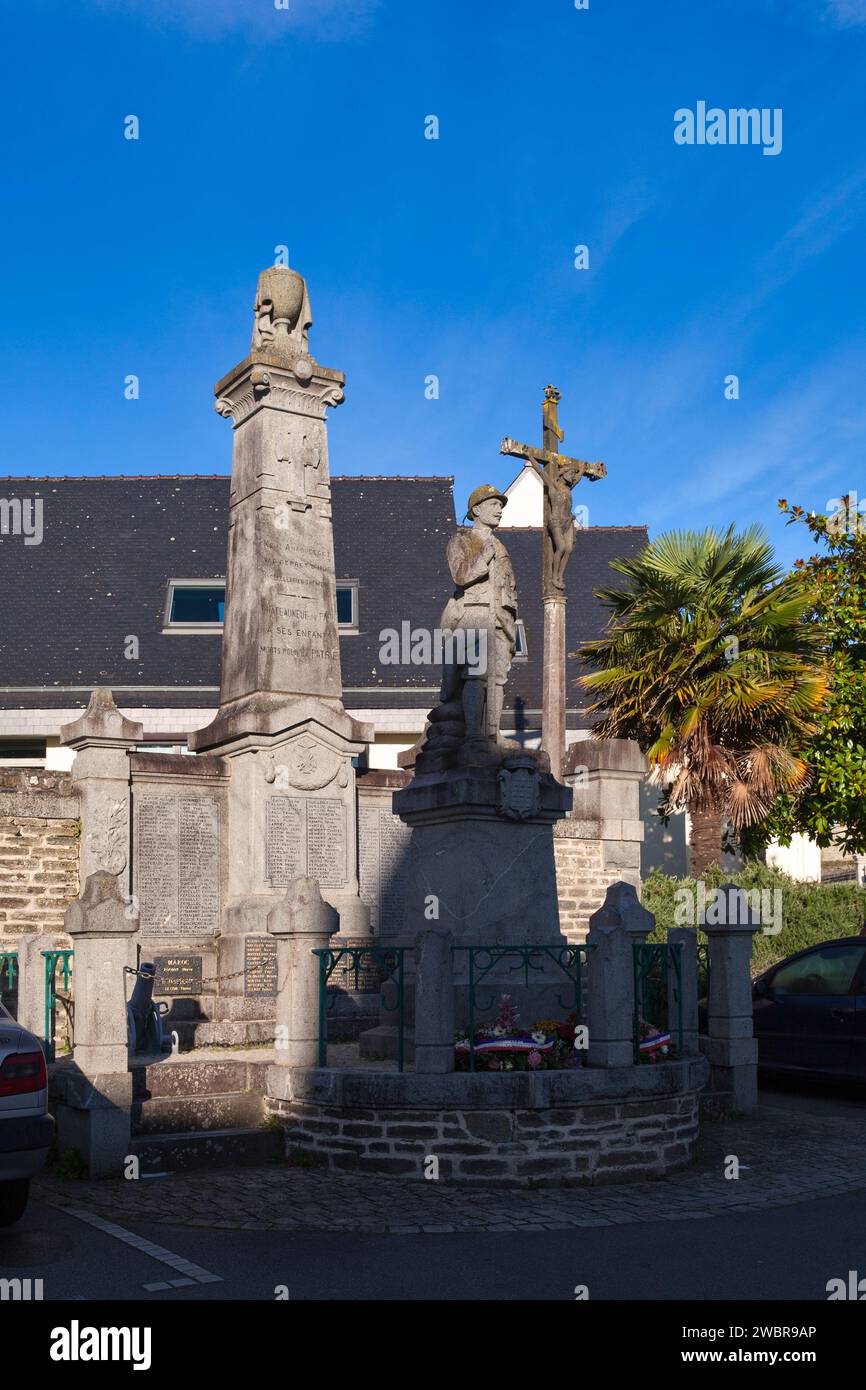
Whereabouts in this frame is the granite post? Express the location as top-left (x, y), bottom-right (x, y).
top-left (413, 928), bottom-right (455, 1074)
top-left (15, 936), bottom-right (62, 1043)
top-left (54, 872), bottom-right (139, 1178)
top-left (267, 877), bottom-right (338, 1074)
top-left (60, 688), bottom-right (142, 888)
top-left (586, 880), bottom-right (653, 1067)
top-left (704, 884), bottom-right (760, 1114)
top-left (669, 926), bottom-right (700, 1055)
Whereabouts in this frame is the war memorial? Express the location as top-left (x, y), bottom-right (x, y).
top-left (17, 265), bottom-right (758, 1183)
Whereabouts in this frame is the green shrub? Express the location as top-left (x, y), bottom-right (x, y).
top-left (643, 863), bottom-right (866, 974)
top-left (46, 1142), bottom-right (87, 1179)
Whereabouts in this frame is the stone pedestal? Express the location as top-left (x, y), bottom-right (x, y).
top-left (586, 881), bottom-right (651, 1067)
top-left (704, 885), bottom-right (760, 1114)
top-left (205, 702), bottom-right (371, 1021)
top-left (394, 763), bottom-right (570, 944)
top-left (267, 878), bottom-right (338, 1088)
top-left (53, 873), bottom-right (138, 1178)
top-left (390, 761), bottom-right (572, 1031)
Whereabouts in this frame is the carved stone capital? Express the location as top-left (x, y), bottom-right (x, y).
top-left (215, 364), bottom-right (344, 428)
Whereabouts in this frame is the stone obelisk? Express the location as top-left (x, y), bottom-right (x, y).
top-left (190, 265), bottom-right (372, 1001)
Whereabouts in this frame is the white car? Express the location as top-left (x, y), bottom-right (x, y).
top-left (0, 1000), bottom-right (53, 1226)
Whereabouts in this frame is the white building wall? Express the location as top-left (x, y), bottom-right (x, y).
top-left (766, 834), bottom-right (822, 882)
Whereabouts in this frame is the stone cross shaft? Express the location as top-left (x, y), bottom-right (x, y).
top-left (500, 387), bottom-right (606, 781)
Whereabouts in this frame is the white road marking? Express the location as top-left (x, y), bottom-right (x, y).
top-left (53, 1204), bottom-right (224, 1288)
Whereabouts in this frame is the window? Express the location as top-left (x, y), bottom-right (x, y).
top-left (513, 619), bottom-right (528, 660)
top-left (771, 945), bottom-right (866, 997)
top-left (164, 580), bottom-right (225, 632)
top-left (0, 739), bottom-right (46, 764)
top-left (337, 581), bottom-right (358, 631)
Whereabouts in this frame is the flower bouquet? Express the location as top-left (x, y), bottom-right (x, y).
top-left (637, 1017), bottom-right (674, 1062)
top-left (454, 995), bottom-right (580, 1072)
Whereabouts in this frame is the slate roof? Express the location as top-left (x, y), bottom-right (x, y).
top-left (0, 476), bottom-right (647, 729)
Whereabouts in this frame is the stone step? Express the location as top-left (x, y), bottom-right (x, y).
top-left (163, 1010), bottom-right (378, 1050)
top-left (131, 1055), bottom-right (271, 1099)
top-left (168, 1018), bottom-right (276, 1049)
top-left (132, 1091), bottom-right (266, 1136)
top-left (131, 1126), bottom-right (282, 1173)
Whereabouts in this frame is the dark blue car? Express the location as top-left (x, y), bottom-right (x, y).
top-left (753, 937), bottom-right (866, 1081)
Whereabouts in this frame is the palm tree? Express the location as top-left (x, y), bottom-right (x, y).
top-left (577, 525), bottom-right (828, 875)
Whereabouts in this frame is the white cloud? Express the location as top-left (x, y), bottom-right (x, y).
top-left (89, 0), bottom-right (381, 43)
top-left (824, 0), bottom-right (866, 26)
top-left (743, 167), bottom-right (866, 314)
top-left (641, 347), bottom-right (866, 531)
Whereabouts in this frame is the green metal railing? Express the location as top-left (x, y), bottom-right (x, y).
top-left (0, 951), bottom-right (17, 1013)
top-left (697, 942), bottom-right (710, 999)
top-left (633, 942), bottom-right (682, 1063)
top-left (313, 946), bottom-right (407, 1072)
top-left (42, 949), bottom-right (74, 1062)
top-left (454, 944), bottom-right (594, 1073)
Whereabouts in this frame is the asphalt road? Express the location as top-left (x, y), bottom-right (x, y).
top-left (1, 1184), bottom-right (863, 1302)
top-left (2, 1078), bottom-right (864, 1303)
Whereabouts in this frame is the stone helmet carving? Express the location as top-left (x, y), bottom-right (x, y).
top-left (251, 265), bottom-right (312, 357)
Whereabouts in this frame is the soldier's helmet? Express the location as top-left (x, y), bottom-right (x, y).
top-left (465, 483), bottom-right (508, 519)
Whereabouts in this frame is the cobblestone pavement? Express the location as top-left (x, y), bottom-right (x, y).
top-left (35, 1092), bottom-right (866, 1234)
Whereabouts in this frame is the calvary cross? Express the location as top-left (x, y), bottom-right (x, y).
top-left (500, 386), bottom-right (607, 780)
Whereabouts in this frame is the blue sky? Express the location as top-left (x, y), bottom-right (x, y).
top-left (2, 0), bottom-right (866, 567)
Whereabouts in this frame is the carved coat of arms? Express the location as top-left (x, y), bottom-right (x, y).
top-left (497, 759), bottom-right (540, 821)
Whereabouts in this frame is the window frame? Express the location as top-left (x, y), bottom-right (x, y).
top-left (162, 579), bottom-right (226, 634)
top-left (336, 579), bottom-right (359, 633)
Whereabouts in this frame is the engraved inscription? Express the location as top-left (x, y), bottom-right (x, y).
top-left (244, 937), bottom-right (278, 998)
top-left (307, 799), bottom-right (347, 886)
top-left (137, 795), bottom-right (220, 936)
top-left (359, 806), bottom-right (411, 934)
top-left (265, 797), bottom-right (305, 885)
top-left (178, 799), bottom-right (220, 933)
top-left (266, 795), bottom-right (347, 889)
top-left (137, 798), bottom-right (178, 934)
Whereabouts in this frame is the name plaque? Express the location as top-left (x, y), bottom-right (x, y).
top-left (153, 954), bottom-right (203, 997)
top-left (244, 937), bottom-right (278, 998)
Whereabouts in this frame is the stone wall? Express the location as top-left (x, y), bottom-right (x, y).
top-left (553, 740), bottom-right (646, 941)
top-left (267, 1060), bottom-right (707, 1186)
top-left (0, 770), bottom-right (80, 948)
top-left (553, 829), bottom-right (609, 941)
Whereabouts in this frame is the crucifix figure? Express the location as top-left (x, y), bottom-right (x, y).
top-left (500, 386), bottom-right (606, 780)
top-left (501, 386), bottom-right (606, 597)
